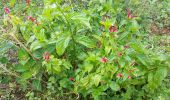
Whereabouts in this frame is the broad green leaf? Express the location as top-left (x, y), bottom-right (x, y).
top-left (26, 35), bottom-right (36, 45)
top-left (84, 63), bottom-right (93, 73)
top-left (15, 64), bottom-right (29, 72)
top-left (0, 57), bottom-right (8, 64)
top-left (75, 35), bottom-right (95, 48)
top-left (18, 49), bottom-right (30, 65)
top-left (62, 60), bottom-right (72, 69)
top-left (33, 28), bottom-right (46, 41)
top-left (0, 42), bottom-right (13, 53)
top-left (118, 32), bottom-right (129, 41)
top-left (130, 20), bottom-right (139, 32)
top-left (92, 75), bottom-right (101, 87)
top-left (56, 34), bottom-right (71, 55)
top-left (30, 41), bottom-right (43, 51)
top-left (10, 0), bottom-right (16, 7)
top-left (71, 14), bottom-right (91, 30)
top-left (32, 79), bottom-right (42, 91)
top-left (154, 67), bottom-right (167, 84)
top-left (21, 71), bottom-right (32, 80)
top-left (59, 78), bottom-right (70, 88)
top-left (136, 54), bottom-right (148, 66)
top-left (109, 82), bottom-right (120, 91)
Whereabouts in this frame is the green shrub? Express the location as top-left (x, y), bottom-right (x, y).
top-left (0, 0), bottom-right (169, 99)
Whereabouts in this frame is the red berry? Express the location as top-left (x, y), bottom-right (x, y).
top-left (69, 77), bottom-right (74, 81)
top-left (27, 16), bottom-right (37, 22)
top-left (109, 25), bottom-right (118, 33)
top-left (43, 52), bottom-right (50, 62)
top-left (117, 73), bottom-right (123, 78)
top-left (127, 8), bottom-right (137, 19)
top-left (128, 75), bottom-right (131, 79)
top-left (127, 9), bottom-right (132, 19)
top-left (100, 57), bottom-right (108, 63)
top-left (118, 52), bottom-right (123, 57)
top-left (4, 7), bottom-right (10, 14)
top-left (26, 0), bottom-right (30, 5)
top-left (124, 45), bottom-right (130, 49)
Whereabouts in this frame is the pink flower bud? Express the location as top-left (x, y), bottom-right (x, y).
top-left (117, 73), bottom-right (123, 78)
top-left (109, 25), bottom-right (118, 33)
top-left (100, 57), bottom-right (108, 63)
top-left (4, 7), bottom-right (10, 14)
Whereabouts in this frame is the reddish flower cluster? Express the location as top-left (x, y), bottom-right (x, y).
top-left (27, 16), bottom-right (39, 25)
top-left (26, 0), bottom-right (30, 5)
top-left (27, 16), bottom-right (36, 22)
top-left (69, 77), bottom-right (74, 81)
top-left (43, 52), bottom-right (50, 62)
top-left (118, 52), bottom-right (123, 57)
top-left (4, 7), bottom-right (10, 14)
top-left (109, 25), bottom-right (118, 33)
top-left (124, 45), bottom-right (130, 49)
top-left (127, 9), bottom-right (137, 19)
top-left (117, 73), bottom-right (123, 78)
top-left (100, 57), bottom-right (108, 63)
top-left (128, 75), bottom-right (131, 79)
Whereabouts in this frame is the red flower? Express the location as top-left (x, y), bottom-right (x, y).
top-left (117, 73), bottom-right (123, 78)
top-left (100, 57), bottom-right (108, 63)
top-left (124, 45), bottom-right (130, 49)
top-left (118, 52), bottom-right (123, 57)
top-left (128, 75), bottom-right (131, 79)
top-left (127, 9), bottom-right (137, 19)
top-left (26, 0), bottom-right (30, 5)
top-left (109, 25), bottom-right (118, 33)
top-left (27, 16), bottom-right (37, 22)
top-left (69, 77), bottom-right (74, 81)
top-left (43, 52), bottom-right (50, 62)
top-left (127, 9), bottom-right (132, 19)
top-left (4, 7), bottom-right (10, 14)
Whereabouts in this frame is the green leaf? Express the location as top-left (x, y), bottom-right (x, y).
top-left (62, 60), bottom-right (72, 69)
top-left (71, 14), bottom-right (91, 30)
top-left (92, 75), bottom-right (101, 87)
top-left (56, 34), bottom-right (71, 55)
top-left (33, 28), bottom-right (46, 41)
top-left (84, 63), bottom-right (93, 73)
top-left (15, 64), bottom-right (29, 72)
top-left (18, 49), bottom-right (30, 65)
top-left (154, 67), bottom-right (167, 84)
top-left (0, 42), bottom-right (13, 53)
top-left (0, 57), bottom-right (8, 64)
top-left (21, 71), bottom-right (32, 80)
top-left (30, 41), bottom-right (43, 51)
top-left (109, 81), bottom-right (120, 91)
top-left (10, 0), bottom-right (16, 7)
top-left (130, 20), bottom-right (139, 32)
top-left (75, 35), bottom-right (95, 48)
top-left (59, 78), bottom-right (70, 88)
top-left (136, 54), bottom-right (148, 66)
top-left (32, 79), bottom-right (42, 91)
top-left (118, 32), bottom-right (130, 41)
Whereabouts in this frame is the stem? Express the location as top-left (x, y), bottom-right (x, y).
top-left (9, 29), bottom-right (36, 60)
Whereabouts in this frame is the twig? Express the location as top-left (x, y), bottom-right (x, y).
top-left (9, 28), bottom-right (36, 60)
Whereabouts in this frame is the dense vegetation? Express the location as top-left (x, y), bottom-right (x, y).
top-left (0, 0), bottom-right (169, 99)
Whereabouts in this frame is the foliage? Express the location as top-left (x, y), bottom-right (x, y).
top-left (0, 0), bottom-right (169, 99)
